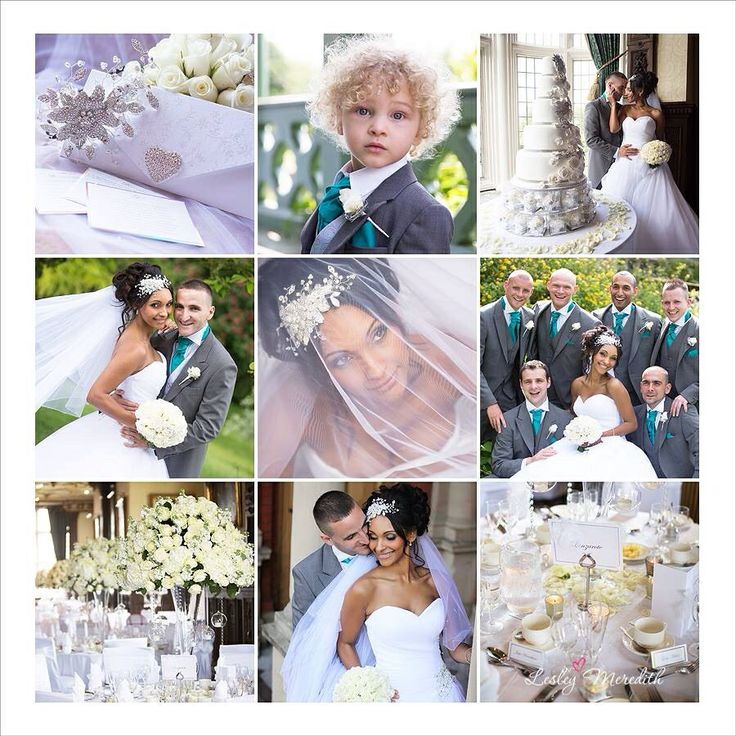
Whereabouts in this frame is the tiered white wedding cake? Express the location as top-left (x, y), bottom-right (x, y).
top-left (501, 54), bottom-right (595, 236)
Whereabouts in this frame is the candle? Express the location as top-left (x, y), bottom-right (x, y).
top-left (645, 576), bottom-right (653, 599)
top-left (481, 539), bottom-right (501, 567)
top-left (544, 594), bottom-right (564, 620)
top-left (582, 668), bottom-right (610, 696)
top-left (645, 555), bottom-right (660, 577)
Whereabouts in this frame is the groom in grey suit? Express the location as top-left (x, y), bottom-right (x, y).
top-left (480, 270), bottom-right (535, 440)
top-left (584, 71), bottom-right (633, 188)
top-left (491, 361), bottom-right (573, 478)
top-left (530, 269), bottom-right (600, 408)
top-left (121, 280), bottom-right (237, 477)
top-left (292, 491), bottom-right (370, 629)
top-left (593, 271), bottom-right (662, 406)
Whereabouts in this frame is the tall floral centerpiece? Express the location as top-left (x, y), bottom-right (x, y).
top-left (118, 492), bottom-right (255, 654)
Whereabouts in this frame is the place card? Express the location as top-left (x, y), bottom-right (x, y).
top-left (549, 520), bottom-right (622, 569)
top-left (650, 644), bottom-right (689, 670)
top-left (507, 642), bottom-right (545, 669)
top-left (651, 562), bottom-right (699, 637)
top-left (35, 169), bottom-right (87, 215)
top-left (161, 654), bottom-right (197, 680)
top-left (65, 167), bottom-right (171, 205)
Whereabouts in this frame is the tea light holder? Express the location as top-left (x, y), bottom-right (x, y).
top-left (645, 554), bottom-right (660, 577)
top-left (580, 668), bottom-right (612, 701)
top-left (545, 594), bottom-right (564, 620)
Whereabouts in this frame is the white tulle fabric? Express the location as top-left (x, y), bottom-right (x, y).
top-left (600, 116), bottom-right (698, 254)
top-left (512, 394), bottom-right (657, 481)
top-left (258, 259), bottom-right (477, 478)
top-left (282, 534), bottom-right (470, 702)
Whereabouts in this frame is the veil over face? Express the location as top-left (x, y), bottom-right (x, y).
top-left (257, 258), bottom-right (477, 478)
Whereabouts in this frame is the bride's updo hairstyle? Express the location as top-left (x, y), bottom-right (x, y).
top-left (628, 71), bottom-right (658, 100)
top-left (363, 483), bottom-right (431, 555)
top-left (581, 324), bottom-right (623, 367)
top-left (111, 262), bottom-right (171, 334)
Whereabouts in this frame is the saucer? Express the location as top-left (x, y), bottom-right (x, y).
top-left (511, 628), bottom-right (555, 652)
top-left (621, 631), bottom-right (674, 657)
top-left (622, 543), bottom-right (650, 564)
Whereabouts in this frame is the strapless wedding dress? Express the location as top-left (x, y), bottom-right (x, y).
top-left (512, 394), bottom-right (657, 481)
top-left (600, 115), bottom-right (698, 253)
top-left (364, 598), bottom-right (465, 702)
top-left (35, 353), bottom-right (169, 479)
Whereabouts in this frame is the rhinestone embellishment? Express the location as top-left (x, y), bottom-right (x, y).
top-left (365, 499), bottom-right (399, 522)
top-left (144, 147), bottom-right (183, 183)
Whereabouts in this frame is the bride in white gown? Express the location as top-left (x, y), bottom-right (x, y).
top-left (35, 263), bottom-right (172, 479)
top-left (282, 484), bottom-right (472, 702)
top-left (513, 326), bottom-right (657, 481)
top-left (600, 71), bottom-right (698, 254)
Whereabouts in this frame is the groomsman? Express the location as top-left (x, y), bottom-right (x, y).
top-left (593, 271), bottom-right (661, 406)
top-left (628, 366), bottom-right (699, 478)
top-left (650, 278), bottom-right (699, 415)
top-left (491, 360), bottom-right (573, 478)
top-left (530, 269), bottom-right (599, 408)
top-left (480, 270), bottom-right (535, 440)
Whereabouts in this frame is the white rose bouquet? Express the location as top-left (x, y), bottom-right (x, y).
top-left (139, 34), bottom-right (255, 112)
top-left (563, 416), bottom-right (603, 452)
top-left (135, 399), bottom-right (188, 448)
top-left (66, 538), bottom-right (123, 596)
top-left (118, 492), bottom-right (255, 597)
top-left (639, 140), bottom-right (672, 169)
top-left (332, 666), bottom-right (394, 702)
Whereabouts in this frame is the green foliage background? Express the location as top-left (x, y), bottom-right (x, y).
top-left (35, 258), bottom-right (254, 477)
top-left (480, 258), bottom-right (700, 316)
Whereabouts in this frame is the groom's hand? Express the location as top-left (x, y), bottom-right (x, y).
top-left (486, 404), bottom-right (507, 433)
top-left (670, 395), bottom-right (689, 417)
top-left (618, 144), bottom-right (639, 158)
top-left (529, 446), bottom-right (557, 464)
top-left (121, 426), bottom-right (148, 448)
top-left (111, 389), bottom-right (139, 412)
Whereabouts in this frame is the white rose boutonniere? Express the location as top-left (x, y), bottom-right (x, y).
top-left (658, 412), bottom-right (668, 425)
top-left (641, 321), bottom-right (654, 333)
top-left (571, 322), bottom-right (581, 331)
top-left (524, 320), bottom-right (535, 331)
top-left (547, 424), bottom-right (558, 437)
top-left (180, 366), bottom-right (201, 385)
top-left (687, 337), bottom-right (697, 347)
top-left (338, 187), bottom-right (389, 237)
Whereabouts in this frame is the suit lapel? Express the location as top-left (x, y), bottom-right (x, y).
top-left (320, 544), bottom-right (341, 588)
top-left (654, 398), bottom-right (673, 453)
top-left (675, 318), bottom-right (696, 364)
top-left (516, 406), bottom-right (535, 455)
top-left (163, 333), bottom-right (213, 402)
top-left (493, 301), bottom-right (509, 362)
top-left (651, 320), bottom-right (668, 362)
top-left (536, 409), bottom-right (556, 452)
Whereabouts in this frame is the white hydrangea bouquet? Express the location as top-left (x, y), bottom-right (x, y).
top-left (66, 537), bottom-right (123, 596)
top-left (332, 666), bottom-right (394, 703)
top-left (139, 34), bottom-right (254, 111)
top-left (118, 492), bottom-right (255, 597)
top-left (639, 140), bottom-right (672, 169)
top-left (563, 416), bottom-right (603, 452)
top-left (135, 399), bottom-right (188, 448)
top-left (37, 559), bottom-right (72, 590)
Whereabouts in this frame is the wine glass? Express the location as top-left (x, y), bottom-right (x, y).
top-left (566, 489), bottom-right (585, 521)
top-left (480, 564), bottom-right (504, 634)
top-left (577, 602), bottom-right (610, 667)
top-left (582, 482), bottom-right (604, 521)
top-left (551, 616), bottom-right (578, 670)
top-left (611, 484), bottom-right (641, 515)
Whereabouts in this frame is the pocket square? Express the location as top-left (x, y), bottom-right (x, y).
top-left (686, 348), bottom-right (698, 358)
top-left (665, 433), bottom-right (676, 440)
top-left (548, 436), bottom-right (558, 444)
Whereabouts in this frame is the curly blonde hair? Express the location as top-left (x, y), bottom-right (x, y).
top-left (307, 36), bottom-right (461, 160)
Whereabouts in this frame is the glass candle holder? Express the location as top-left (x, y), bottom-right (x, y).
top-left (545, 594), bottom-right (564, 620)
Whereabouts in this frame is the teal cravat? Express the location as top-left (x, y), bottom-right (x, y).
top-left (530, 408), bottom-right (543, 436)
top-left (613, 311), bottom-right (627, 335)
top-left (341, 556), bottom-right (353, 565)
top-left (508, 311), bottom-right (521, 343)
top-left (170, 337), bottom-right (193, 373)
top-left (316, 175), bottom-right (375, 248)
top-left (646, 409), bottom-right (658, 444)
top-left (549, 311), bottom-right (561, 338)
top-left (665, 323), bottom-right (678, 347)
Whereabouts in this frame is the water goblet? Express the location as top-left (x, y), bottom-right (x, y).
top-left (566, 489), bottom-right (585, 521)
top-left (551, 616), bottom-right (578, 670)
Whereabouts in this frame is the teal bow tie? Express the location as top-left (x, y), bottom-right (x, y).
top-left (613, 311), bottom-right (627, 335)
top-left (646, 409), bottom-right (658, 444)
top-left (316, 175), bottom-right (375, 248)
top-left (508, 311), bottom-right (521, 343)
top-left (530, 408), bottom-right (543, 436)
top-left (170, 337), bottom-right (193, 373)
top-left (340, 556), bottom-right (353, 565)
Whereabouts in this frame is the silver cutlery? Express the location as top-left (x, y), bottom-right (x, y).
top-left (532, 682), bottom-right (557, 702)
top-left (646, 684), bottom-right (664, 702)
top-left (624, 683), bottom-right (637, 702)
top-left (485, 647), bottom-right (539, 678)
top-left (639, 660), bottom-right (699, 680)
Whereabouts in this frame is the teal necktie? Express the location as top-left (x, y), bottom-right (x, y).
top-left (665, 323), bottom-right (678, 347)
top-left (530, 408), bottom-right (543, 436)
top-left (646, 409), bottom-right (658, 444)
top-left (316, 175), bottom-right (375, 248)
top-left (170, 337), bottom-right (193, 373)
top-left (613, 312), bottom-right (627, 335)
top-left (549, 311), bottom-right (561, 338)
top-left (508, 311), bottom-right (521, 343)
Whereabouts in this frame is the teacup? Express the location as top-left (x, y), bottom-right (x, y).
top-left (481, 539), bottom-right (501, 567)
top-left (631, 616), bottom-right (667, 649)
top-left (521, 612), bottom-right (552, 647)
top-left (669, 542), bottom-right (697, 565)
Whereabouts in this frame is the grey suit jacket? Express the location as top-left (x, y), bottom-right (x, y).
top-left (628, 398), bottom-right (699, 478)
top-left (593, 304), bottom-right (661, 404)
top-left (584, 97), bottom-right (622, 188)
top-left (530, 302), bottom-right (600, 408)
top-left (300, 163), bottom-right (452, 254)
top-left (491, 402), bottom-right (573, 478)
top-left (291, 544), bottom-right (342, 630)
top-left (151, 329), bottom-right (237, 478)
top-left (480, 298), bottom-right (534, 415)
top-left (649, 316), bottom-right (699, 406)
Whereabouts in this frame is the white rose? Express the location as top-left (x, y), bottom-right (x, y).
top-left (687, 337), bottom-right (697, 347)
top-left (339, 188), bottom-right (364, 216)
top-left (189, 584), bottom-right (202, 595)
top-left (644, 321), bottom-right (654, 331)
top-left (157, 65), bottom-right (189, 94)
top-left (225, 34), bottom-right (253, 52)
top-left (188, 75), bottom-right (218, 102)
top-left (211, 53), bottom-right (252, 90)
top-left (548, 424), bottom-right (558, 435)
top-left (210, 36), bottom-right (238, 64)
top-left (183, 39), bottom-right (213, 78)
top-left (525, 320), bottom-right (535, 331)
top-left (192, 569), bottom-right (207, 583)
top-left (245, 44), bottom-right (255, 67)
top-left (217, 84), bottom-right (254, 111)
top-left (571, 322), bottom-right (581, 331)
top-left (148, 37), bottom-right (184, 71)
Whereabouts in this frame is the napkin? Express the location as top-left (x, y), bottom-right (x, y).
top-left (115, 679), bottom-right (134, 702)
top-left (88, 663), bottom-right (103, 693)
top-left (212, 679), bottom-right (229, 702)
top-left (72, 673), bottom-right (86, 702)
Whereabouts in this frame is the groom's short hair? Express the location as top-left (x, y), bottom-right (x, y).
top-left (606, 71), bottom-right (627, 84)
top-left (313, 491), bottom-right (358, 535)
top-left (178, 279), bottom-right (213, 304)
top-left (662, 278), bottom-right (689, 297)
top-left (520, 360), bottom-right (550, 380)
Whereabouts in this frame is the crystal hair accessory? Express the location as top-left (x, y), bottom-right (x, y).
top-left (136, 275), bottom-right (172, 297)
top-left (277, 265), bottom-right (356, 354)
top-left (593, 333), bottom-right (622, 349)
top-left (365, 499), bottom-right (399, 522)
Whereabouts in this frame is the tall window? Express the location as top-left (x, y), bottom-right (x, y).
top-left (36, 508), bottom-right (57, 574)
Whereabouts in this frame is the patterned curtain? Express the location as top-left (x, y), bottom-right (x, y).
top-left (586, 34), bottom-right (621, 98)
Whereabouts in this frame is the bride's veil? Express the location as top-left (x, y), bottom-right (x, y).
top-left (36, 285), bottom-right (123, 416)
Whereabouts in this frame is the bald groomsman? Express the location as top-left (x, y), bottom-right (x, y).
top-left (480, 270), bottom-right (535, 440)
top-left (650, 278), bottom-right (699, 416)
top-left (530, 269), bottom-right (599, 408)
top-left (628, 366), bottom-right (699, 478)
top-left (593, 271), bottom-right (662, 406)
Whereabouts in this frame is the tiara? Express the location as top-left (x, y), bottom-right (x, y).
top-left (365, 498), bottom-right (398, 522)
top-left (277, 265), bottom-right (356, 353)
top-left (594, 333), bottom-right (621, 349)
top-left (136, 274), bottom-right (172, 297)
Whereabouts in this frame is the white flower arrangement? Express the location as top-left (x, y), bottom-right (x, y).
top-left (117, 492), bottom-right (255, 597)
top-left (544, 563), bottom-right (645, 612)
top-left (332, 666), bottom-right (394, 702)
top-left (563, 416), bottom-right (603, 451)
top-left (38, 559), bottom-right (72, 589)
top-left (570, 322), bottom-right (581, 331)
top-left (639, 140), bottom-right (672, 168)
top-left (135, 399), bottom-right (188, 448)
top-left (66, 538), bottom-right (123, 596)
top-left (180, 366), bottom-right (201, 385)
top-left (687, 337), bottom-right (697, 347)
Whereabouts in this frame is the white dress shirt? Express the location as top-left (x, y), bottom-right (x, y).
top-left (339, 155), bottom-right (409, 201)
top-left (330, 544), bottom-right (356, 569)
top-left (164, 324), bottom-right (209, 392)
top-left (521, 399), bottom-right (550, 467)
top-left (549, 300), bottom-right (575, 331)
top-left (611, 304), bottom-right (632, 329)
